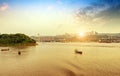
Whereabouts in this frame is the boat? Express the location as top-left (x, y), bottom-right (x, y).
top-left (75, 49), bottom-right (82, 54)
top-left (1, 48), bottom-right (9, 51)
top-left (18, 51), bottom-right (21, 55)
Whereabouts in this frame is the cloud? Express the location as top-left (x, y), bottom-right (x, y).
top-left (47, 5), bottom-right (54, 10)
top-left (0, 3), bottom-right (9, 11)
top-left (76, 0), bottom-right (120, 26)
top-left (96, 0), bottom-right (120, 18)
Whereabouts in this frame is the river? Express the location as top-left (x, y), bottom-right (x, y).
top-left (0, 42), bottom-right (120, 76)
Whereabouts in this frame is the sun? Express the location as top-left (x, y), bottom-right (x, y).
top-left (79, 32), bottom-right (85, 37)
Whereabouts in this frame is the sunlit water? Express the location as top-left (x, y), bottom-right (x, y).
top-left (0, 42), bottom-right (120, 76)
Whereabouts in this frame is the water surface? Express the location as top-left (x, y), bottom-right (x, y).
top-left (0, 42), bottom-right (120, 76)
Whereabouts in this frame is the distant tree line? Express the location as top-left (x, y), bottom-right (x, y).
top-left (0, 33), bottom-right (36, 46)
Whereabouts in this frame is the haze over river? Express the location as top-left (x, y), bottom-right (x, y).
top-left (0, 42), bottom-right (120, 76)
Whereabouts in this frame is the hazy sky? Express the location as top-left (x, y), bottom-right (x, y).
top-left (0, 0), bottom-right (120, 36)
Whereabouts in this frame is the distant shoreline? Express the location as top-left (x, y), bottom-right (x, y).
top-left (0, 43), bottom-right (37, 47)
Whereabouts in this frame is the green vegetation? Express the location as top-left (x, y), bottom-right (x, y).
top-left (0, 33), bottom-right (36, 46)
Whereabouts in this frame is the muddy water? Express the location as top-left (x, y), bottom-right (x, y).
top-left (0, 42), bottom-right (120, 76)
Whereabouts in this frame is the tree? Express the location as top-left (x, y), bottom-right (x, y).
top-left (0, 33), bottom-right (36, 46)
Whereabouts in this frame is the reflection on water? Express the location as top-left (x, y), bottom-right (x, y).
top-left (0, 42), bottom-right (120, 76)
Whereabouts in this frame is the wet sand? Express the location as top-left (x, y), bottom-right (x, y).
top-left (0, 42), bottom-right (120, 76)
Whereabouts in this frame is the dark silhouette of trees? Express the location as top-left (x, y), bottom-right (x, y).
top-left (0, 33), bottom-right (36, 46)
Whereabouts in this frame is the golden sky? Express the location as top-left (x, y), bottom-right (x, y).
top-left (0, 0), bottom-right (120, 36)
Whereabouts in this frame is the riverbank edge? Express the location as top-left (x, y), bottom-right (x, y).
top-left (0, 43), bottom-right (37, 47)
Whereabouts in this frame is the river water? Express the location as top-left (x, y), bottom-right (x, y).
top-left (0, 42), bottom-right (120, 76)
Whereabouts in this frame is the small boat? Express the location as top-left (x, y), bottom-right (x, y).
top-left (1, 48), bottom-right (9, 51)
top-left (18, 51), bottom-right (21, 55)
top-left (75, 49), bottom-right (82, 54)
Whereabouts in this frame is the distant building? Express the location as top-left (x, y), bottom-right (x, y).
top-left (31, 32), bottom-right (120, 43)
top-left (40, 36), bottom-right (55, 42)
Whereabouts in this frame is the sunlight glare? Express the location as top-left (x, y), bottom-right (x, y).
top-left (79, 32), bottom-right (85, 37)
